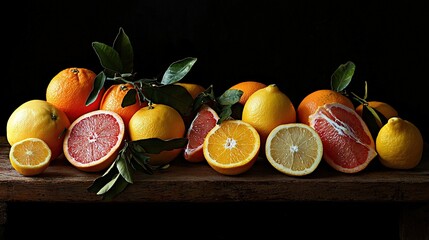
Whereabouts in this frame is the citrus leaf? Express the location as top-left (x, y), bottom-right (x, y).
top-left (87, 161), bottom-right (118, 193)
top-left (92, 41), bottom-right (123, 73)
top-left (96, 172), bottom-right (121, 195)
top-left (217, 89), bottom-right (243, 106)
top-left (86, 71), bottom-right (106, 106)
top-left (161, 57), bottom-right (197, 85)
top-left (218, 105), bottom-right (233, 124)
top-left (113, 27), bottom-right (134, 73)
top-left (192, 85), bottom-right (217, 112)
top-left (142, 84), bottom-right (193, 116)
top-left (116, 156), bottom-right (134, 184)
top-left (331, 61), bottom-right (355, 92)
top-left (130, 138), bottom-right (188, 154)
top-left (122, 88), bottom-right (138, 107)
top-left (101, 175), bottom-right (129, 201)
top-left (129, 151), bottom-right (154, 175)
top-left (361, 105), bottom-right (386, 140)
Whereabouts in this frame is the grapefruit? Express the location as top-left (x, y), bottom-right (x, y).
top-left (309, 103), bottom-right (377, 173)
top-left (184, 105), bottom-right (220, 163)
top-left (63, 110), bottom-right (125, 172)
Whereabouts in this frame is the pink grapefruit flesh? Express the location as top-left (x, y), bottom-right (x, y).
top-left (184, 105), bottom-right (220, 162)
top-left (309, 103), bottom-right (377, 173)
top-left (63, 110), bottom-right (125, 172)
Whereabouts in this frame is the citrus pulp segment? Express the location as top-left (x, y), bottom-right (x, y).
top-left (309, 103), bottom-right (377, 173)
top-left (184, 105), bottom-right (220, 162)
top-left (203, 120), bottom-right (260, 175)
top-left (265, 123), bottom-right (323, 176)
top-left (9, 138), bottom-right (52, 176)
top-left (63, 110), bottom-right (125, 172)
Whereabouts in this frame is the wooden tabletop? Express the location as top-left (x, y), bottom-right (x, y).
top-left (1, 136), bottom-right (428, 203)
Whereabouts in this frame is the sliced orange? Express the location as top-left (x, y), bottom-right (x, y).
top-left (265, 123), bottom-right (323, 176)
top-left (203, 120), bottom-right (260, 175)
top-left (9, 138), bottom-right (52, 176)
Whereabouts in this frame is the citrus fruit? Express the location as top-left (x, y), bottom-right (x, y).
top-left (175, 82), bottom-right (205, 99)
top-left (203, 120), bottom-right (260, 175)
top-left (63, 110), bottom-right (125, 172)
top-left (6, 99), bottom-right (71, 161)
top-left (242, 84), bottom-right (296, 147)
top-left (9, 138), bottom-right (52, 176)
top-left (356, 101), bottom-right (398, 120)
top-left (265, 123), bottom-right (323, 176)
top-left (46, 67), bottom-right (105, 123)
top-left (229, 81), bottom-right (267, 105)
top-left (297, 89), bottom-right (354, 125)
top-left (128, 103), bottom-right (186, 166)
top-left (375, 117), bottom-right (423, 169)
top-left (100, 83), bottom-right (146, 129)
top-left (309, 102), bottom-right (377, 173)
top-left (184, 105), bottom-right (220, 163)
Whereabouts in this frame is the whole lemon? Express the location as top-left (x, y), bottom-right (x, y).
top-left (128, 103), bottom-right (186, 166)
top-left (6, 99), bottom-right (71, 161)
top-left (376, 117), bottom-right (423, 169)
top-left (242, 84), bottom-right (296, 147)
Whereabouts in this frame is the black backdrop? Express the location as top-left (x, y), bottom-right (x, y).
top-left (2, 0), bottom-right (429, 139)
top-left (2, 1), bottom-right (428, 239)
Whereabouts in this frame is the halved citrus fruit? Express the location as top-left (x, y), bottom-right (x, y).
top-left (63, 110), bottom-right (125, 172)
top-left (309, 103), bottom-right (377, 173)
top-left (184, 105), bottom-right (220, 163)
top-left (265, 123), bottom-right (323, 176)
top-left (203, 120), bottom-right (260, 175)
top-left (9, 138), bottom-right (52, 176)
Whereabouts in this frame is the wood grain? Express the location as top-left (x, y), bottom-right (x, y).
top-left (1, 136), bottom-right (428, 203)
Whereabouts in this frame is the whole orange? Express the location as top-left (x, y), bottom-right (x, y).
top-left (355, 101), bottom-right (398, 120)
top-left (100, 83), bottom-right (146, 129)
top-left (128, 104), bottom-right (186, 166)
top-left (229, 81), bottom-right (267, 105)
top-left (297, 89), bottom-right (354, 125)
top-left (6, 99), bottom-right (71, 161)
top-left (46, 67), bottom-right (105, 123)
top-left (175, 82), bottom-right (205, 99)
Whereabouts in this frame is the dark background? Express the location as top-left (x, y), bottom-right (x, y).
top-left (2, 0), bottom-right (428, 239)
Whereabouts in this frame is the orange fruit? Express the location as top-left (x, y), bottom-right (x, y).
top-left (376, 117), bottom-right (423, 169)
top-left (203, 120), bottom-right (260, 175)
top-left (128, 103), bottom-right (186, 166)
top-left (229, 81), bottom-right (267, 105)
top-left (175, 82), bottom-right (205, 99)
top-left (100, 83), bottom-right (146, 129)
top-left (309, 103), bottom-right (377, 173)
top-left (184, 105), bottom-right (220, 163)
top-left (242, 84), bottom-right (296, 147)
top-left (356, 101), bottom-right (398, 120)
top-left (46, 67), bottom-right (106, 123)
top-left (297, 89), bottom-right (354, 125)
top-left (6, 99), bottom-right (71, 161)
top-left (63, 110), bottom-right (125, 172)
top-left (9, 138), bottom-right (52, 176)
top-left (265, 123), bottom-right (323, 176)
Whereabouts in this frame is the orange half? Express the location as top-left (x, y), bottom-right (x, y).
top-left (9, 138), bottom-right (52, 176)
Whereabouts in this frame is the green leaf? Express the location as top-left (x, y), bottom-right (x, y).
top-left (217, 89), bottom-right (243, 106)
top-left (116, 156), bottom-right (134, 184)
top-left (361, 105), bottom-right (387, 140)
top-left (122, 88), bottom-right (138, 107)
top-left (142, 84), bottom-right (193, 116)
top-left (130, 138), bottom-right (188, 155)
top-left (161, 57), bottom-right (197, 85)
top-left (192, 85), bottom-right (217, 112)
top-left (331, 61), bottom-right (355, 92)
top-left (100, 175), bottom-right (130, 201)
top-left (86, 71), bottom-right (106, 106)
top-left (92, 41), bottom-right (123, 73)
top-left (218, 105), bottom-right (233, 124)
top-left (129, 151), bottom-right (154, 174)
top-left (113, 27), bottom-right (134, 73)
top-left (96, 172), bottom-right (121, 195)
top-left (87, 161), bottom-right (119, 193)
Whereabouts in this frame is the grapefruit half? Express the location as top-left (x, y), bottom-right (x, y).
top-left (309, 103), bottom-right (377, 173)
top-left (63, 110), bottom-right (125, 172)
top-left (184, 105), bottom-right (220, 162)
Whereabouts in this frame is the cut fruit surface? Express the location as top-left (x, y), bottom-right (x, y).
top-left (309, 103), bottom-right (377, 173)
top-left (63, 110), bottom-right (125, 172)
top-left (184, 105), bottom-right (220, 162)
top-left (203, 120), bottom-right (260, 175)
top-left (9, 138), bottom-right (52, 176)
top-left (265, 123), bottom-right (323, 176)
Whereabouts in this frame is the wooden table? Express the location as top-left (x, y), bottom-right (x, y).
top-left (1, 136), bottom-right (428, 239)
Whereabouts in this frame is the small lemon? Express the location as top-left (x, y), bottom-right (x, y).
top-left (376, 117), bottom-right (423, 169)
